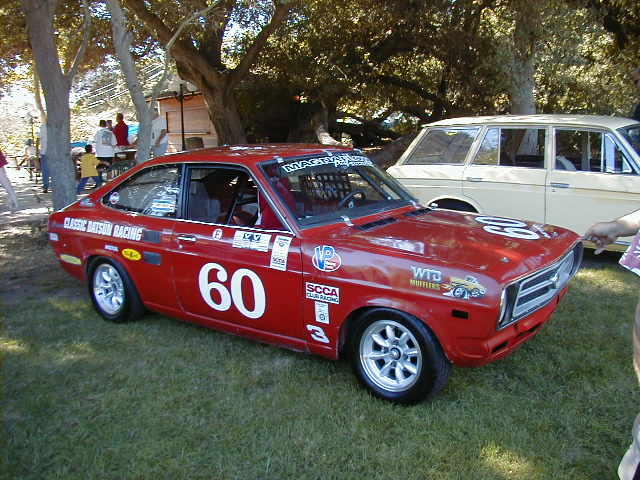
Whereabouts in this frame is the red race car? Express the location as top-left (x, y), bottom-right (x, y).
top-left (48, 145), bottom-right (582, 403)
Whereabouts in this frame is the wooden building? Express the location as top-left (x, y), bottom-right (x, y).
top-left (157, 92), bottom-right (218, 151)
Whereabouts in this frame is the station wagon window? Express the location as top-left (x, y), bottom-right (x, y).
top-left (618, 125), bottom-right (640, 159)
top-left (473, 128), bottom-right (545, 168)
top-left (404, 128), bottom-right (478, 165)
top-left (554, 129), bottom-right (636, 174)
top-left (103, 164), bottom-right (181, 217)
top-left (184, 166), bottom-right (283, 230)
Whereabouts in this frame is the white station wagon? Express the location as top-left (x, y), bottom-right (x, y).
top-left (388, 114), bottom-right (640, 250)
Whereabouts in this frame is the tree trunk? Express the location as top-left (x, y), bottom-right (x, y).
top-left (510, 0), bottom-right (538, 115)
top-left (201, 87), bottom-right (246, 145)
top-left (107, 0), bottom-right (154, 163)
top-left (369, 133), bottom-right (418, 170)
top-left (22, 0), bottom-right (78, 210)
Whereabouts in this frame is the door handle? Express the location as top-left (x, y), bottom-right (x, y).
top-left (466, 177), bottom-right (483, 182)
top-left (550, 182), bottom-right (570, 188)
top-left (177, 234), bottom-right (197, 242)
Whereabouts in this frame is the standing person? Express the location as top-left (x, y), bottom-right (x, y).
top-left (632, 67), bottom-right (640, 122)
top-left (0, 149), bottom-right (19, 211)
top-left (151, 109), bottom-right (169, 158)
top-left (94, 119), bottom-right (116, 167)
top-left (39, 123), bottom-right (51, 193)
top-left (76, 144), bottom-right (103, 194)
top-left (585, 213), bottom-right (640, 480)
top-left (20, 138), bottom-right (36, 169)
top-left (112, 113), bottom-right (129, 151)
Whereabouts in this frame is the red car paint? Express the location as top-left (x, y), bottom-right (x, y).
top-left (48, 145), bottom-right (582, 370)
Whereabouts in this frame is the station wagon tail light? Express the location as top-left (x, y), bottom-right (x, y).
top-left (498, 243), bottom-right (583, 330)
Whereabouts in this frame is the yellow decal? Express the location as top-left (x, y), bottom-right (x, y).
top-left (60, 254), bottom-right (82, 265)
top-left (122, 248), bottom-right (142, 261)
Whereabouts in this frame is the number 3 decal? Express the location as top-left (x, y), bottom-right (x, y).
top-left (307, 325), bottom-right (330, 343)
top-left (199, 263), bottom-right (266, 319)
top-left (475, 216), bottom-right (540, 240)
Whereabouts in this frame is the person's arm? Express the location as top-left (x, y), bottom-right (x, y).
top-left (584, 209), bottom-right (640, 253)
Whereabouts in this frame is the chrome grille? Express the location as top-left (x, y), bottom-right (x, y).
top-left (499, 243), bottom-right (583, 329)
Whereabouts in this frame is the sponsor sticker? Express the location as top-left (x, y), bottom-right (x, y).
top-left (281, 154), bottom-right (373, 174)
top-left (314, 301), bottom-right (330, 324)
top-left (48, 232), bottom-right (59, 242)
top-left (108, 192), bottom-right (120, 204)
top-left (305, 282), bottom-right (340, 304)
top-left (104, 244), bottom-right (119, 252)
top-left (442, 275), bottom-right (487, 300)
top-left (270, 235), bottom-right (292, 271)
top-left (232, 231), bottom-right (271, 252)
top-left (122, 248), bottom-right (142, 261)
top-left (63, 217), bottom-right (143, 241)
top-left (213, 228), bottom-right (223, 240)
top-left (59, 254), bottom-right (81, 265)
top-left (410, 265), bottom-right (443, 291)
top-left (312, 245), bottom-right (342, 272)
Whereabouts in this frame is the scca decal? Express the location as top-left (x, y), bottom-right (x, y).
top-left (305, 282), bottom-right (340, 304)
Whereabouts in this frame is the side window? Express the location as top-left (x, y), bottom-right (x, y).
top-left (555, 129), bottom-right (636, 174)
top-left (185, 167), bottom-right (283, 229)
top-left (103, 164), bottom-right (180, 217)
top-left (473, 128), bottom-right (545, 168)
top-left (404, 128), bottom-right (479, 165)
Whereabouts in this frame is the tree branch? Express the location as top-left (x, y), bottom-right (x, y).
top-left (66, 0), bottom-right (91, 79)
top-left (227, 1), bottom-right (294, 90)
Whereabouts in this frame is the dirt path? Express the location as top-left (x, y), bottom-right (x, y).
top-left (0, 225), bottom-right (84, 306)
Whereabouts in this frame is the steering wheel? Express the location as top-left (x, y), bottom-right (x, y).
top-left (338, 189), bottom-right (367, 209)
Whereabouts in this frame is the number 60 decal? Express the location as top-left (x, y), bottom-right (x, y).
top-left (475, 216), bottom-right (540, 240)
top-left (198, 263), bottom-right (266, 319)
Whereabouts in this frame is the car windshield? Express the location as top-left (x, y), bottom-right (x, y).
top-left (619, 124), bottom-right (640, 157)
top-left (260, 152), bottom-right (414, 227)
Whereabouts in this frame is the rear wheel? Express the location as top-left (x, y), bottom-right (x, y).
top-left (88, 258), bottom-right (144, 323)
top-left (350, 309), bottom-right (451, 404)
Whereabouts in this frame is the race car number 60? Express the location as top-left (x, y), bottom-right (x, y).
top-left (198, 263), bottom-right (266, 319)
top-left (475, 216), bottom-right (540, 240)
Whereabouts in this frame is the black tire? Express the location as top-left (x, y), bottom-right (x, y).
top-left (452, 286), bottom-right (467, 298)
top-left (350, 309), bottom-right (451, 404)
top-left (88, 258), bottom-right (145, 323)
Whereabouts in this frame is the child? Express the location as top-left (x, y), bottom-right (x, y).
top-left (77, 144), bottom-right (104, 194)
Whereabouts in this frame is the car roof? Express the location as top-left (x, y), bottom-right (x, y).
top-left (426, 114), bottom-right (639, 130)
top-left (145, 143), bottom-right (354, 168)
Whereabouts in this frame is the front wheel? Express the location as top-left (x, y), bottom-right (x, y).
top-left (88, 258), bottom-right (145, 323)
top-left (350, 309), bottom-right (451, 404)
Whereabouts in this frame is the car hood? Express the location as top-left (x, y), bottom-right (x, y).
top-left (327, 209), bottom-right (580, 282)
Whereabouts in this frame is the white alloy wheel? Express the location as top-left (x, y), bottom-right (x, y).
top-left (359, 319), bottom-right (422, 392)
top-left (93, 263), bottom-right (125, 315)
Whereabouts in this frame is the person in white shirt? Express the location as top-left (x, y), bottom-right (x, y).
top-left (94, 119), bottom-right (117, 166)
top-left (151, 110), bottom-right (169, 158)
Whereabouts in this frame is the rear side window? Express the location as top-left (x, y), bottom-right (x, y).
top-left (404, 128), bottom-right (479, 165)
top-left (555, 129), bottom-right (636, 174)
top-left (103, 164), bottom-right (181, 217)
top-left (473, 128), bottom-right (545, 168)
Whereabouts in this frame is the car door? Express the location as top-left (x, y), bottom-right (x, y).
top-left (462, 126), bottom-right (548, 223)
top-left (98, 163), bottom-right (182, 310)
top-left (169, 164), bottom-right (305, 341)
top-left (546, 127), bottom-right (640, 237)
top-left (388, 127), bottom-right (480, 206)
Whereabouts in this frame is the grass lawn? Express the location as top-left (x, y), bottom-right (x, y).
top-left (1, 225), bottom-right (639, 479)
